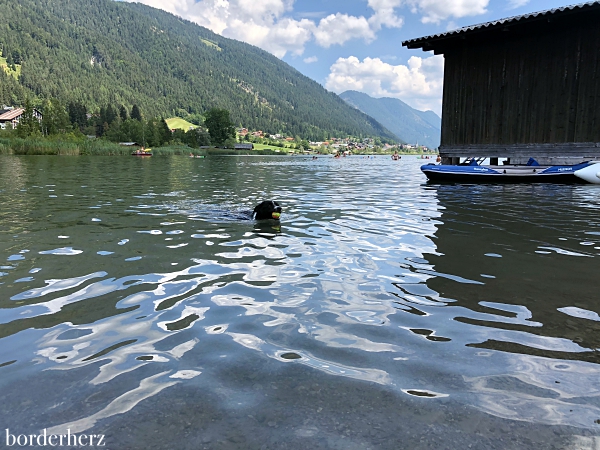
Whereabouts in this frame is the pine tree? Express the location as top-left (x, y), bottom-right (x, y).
top-left (11, 50), bottom-right (21, 65)
top-left (68, 102), bottom-right (87, 131)
top-left (158, 118), bottom-right (172, 146)
top-left (96, 106), bottom-right (106, 136)
top-left (145, 119), bottom-right (160, 147)
top-left (105, 105), bottom-right (117, 125)
top-left (131, 104), bottom-right (142, 121)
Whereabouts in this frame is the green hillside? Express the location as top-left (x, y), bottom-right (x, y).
top-left (166, 118), bottom-right (198, 131)
top-left (0, 0), bottom-right (396, 141)
top-left (340, 90), bottom-right (441, 148)
top-left (0, 56), bottom-right (20, 78)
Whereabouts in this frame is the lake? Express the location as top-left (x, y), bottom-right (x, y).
top-left (1, 154), bottom-right (599, 449)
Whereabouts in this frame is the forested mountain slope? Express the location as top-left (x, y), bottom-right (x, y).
top-left (0, 0), bottom-right (396, 140)
top-left (340, 90), bottom-right (441, 148)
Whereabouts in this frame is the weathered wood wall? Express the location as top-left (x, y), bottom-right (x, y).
top-left (440, 17), bottom-right (600, 157)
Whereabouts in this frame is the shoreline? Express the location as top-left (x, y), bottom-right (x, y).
top-left (0, 137), bottom-right (437, 157)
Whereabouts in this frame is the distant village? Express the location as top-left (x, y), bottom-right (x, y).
top-left (236, 128), bottom-right (434, 154)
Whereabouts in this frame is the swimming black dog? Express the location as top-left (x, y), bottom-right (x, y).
top-left (253, 200), bottom-right (282, 221)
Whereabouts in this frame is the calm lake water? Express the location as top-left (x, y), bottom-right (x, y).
top-left (1, 155), bottom-right (600, 449)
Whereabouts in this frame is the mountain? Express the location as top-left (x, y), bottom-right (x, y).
top-left (0, 0), bottom-right (396, 141)
top-left (339, 91), bottom-right (441, 148)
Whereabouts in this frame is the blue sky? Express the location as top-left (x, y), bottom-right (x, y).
top-left (120, 0), bottom-right (586, 115)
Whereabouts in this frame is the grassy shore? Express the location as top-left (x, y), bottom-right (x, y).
top-left (0, 138), bottom-right (298, 156)
top-left (251, 143), bottom-right (292, 152)
top-left (0, 138), bottom-right (130, 155)
top-left (0, 137), bottom-right (435, 157)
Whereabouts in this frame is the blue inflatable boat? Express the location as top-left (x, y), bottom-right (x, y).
top-left (422, 158), bottom-right (599, 183)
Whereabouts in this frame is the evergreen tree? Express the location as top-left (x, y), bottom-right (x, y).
top-left (145, 118), bottom-right (160, 147)
top-left (158, 118), bottom-right (172, 146)
top-left (131, 104), bottom-right (142, 121)
top-left (68, 102), bottom-right (87, 131)
top-left (96, 106), bottom-right (106, 136)
top-left (11, 50), bottom-right (21, 65)
top-left (105, 104), bottom-right (117, 125)
top-left (119, 105), bottom-right (128, 121)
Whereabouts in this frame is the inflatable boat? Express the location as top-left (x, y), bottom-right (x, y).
top-left (422, 159), bottom-right (600, 184)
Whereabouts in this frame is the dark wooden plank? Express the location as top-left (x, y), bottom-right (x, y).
top-left (439, 18), bottom-right (600, 150)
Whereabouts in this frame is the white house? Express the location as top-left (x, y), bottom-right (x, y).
top-left (0, 106), bottom-right (43, 130)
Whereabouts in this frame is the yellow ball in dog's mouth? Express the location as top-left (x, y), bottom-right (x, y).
top-left (271, 212), bottom-right (281, 220)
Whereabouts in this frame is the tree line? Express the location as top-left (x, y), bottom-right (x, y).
top-left (3, 97), bottom-right (236, 148)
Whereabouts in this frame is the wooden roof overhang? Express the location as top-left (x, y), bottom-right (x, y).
top-left (402, 1), bottom-right (600, 55)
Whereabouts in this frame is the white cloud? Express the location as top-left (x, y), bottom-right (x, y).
top-left (367, 0), bottom-right (404, 29)
top-left (325, 55), bottom-right (445, 114)
top-left (226, 17), bottom-right (315, 58)
top-left (304, 56), bottom-right (318, 64)
top-left (507, 0), bottom-right (530, 8)
top-left (407, 0), bottom-right (489, 24)
top-left (313, 13), bottom-right (375, 47)
top-left (120, 0), bottom-right (406, 58)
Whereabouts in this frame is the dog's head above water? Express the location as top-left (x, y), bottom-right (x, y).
top-left (253, 200), bottom-right (282, 221)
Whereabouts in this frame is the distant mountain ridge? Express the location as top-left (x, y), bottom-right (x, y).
top-left (339, 91), bottom-right (441, 148)
top-left (0, 0), bottom-right (396, 141)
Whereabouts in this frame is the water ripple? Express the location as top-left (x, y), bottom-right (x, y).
top-left (1, 156), bottom-right (600, 436)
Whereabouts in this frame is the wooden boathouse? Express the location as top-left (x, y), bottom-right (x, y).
top-left (403, 1), bottom-right (600, 165)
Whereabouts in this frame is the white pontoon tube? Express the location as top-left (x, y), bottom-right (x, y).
top-left (574, 162), bottom-right (600, 184)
